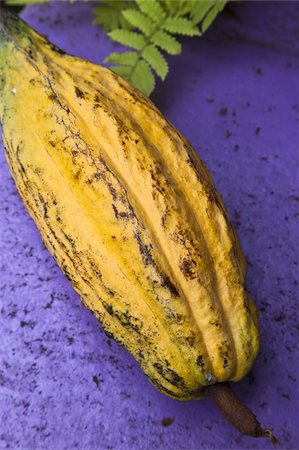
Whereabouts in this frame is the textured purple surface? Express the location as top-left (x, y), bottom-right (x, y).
top-left (0, 2), bottom-right (298, 449)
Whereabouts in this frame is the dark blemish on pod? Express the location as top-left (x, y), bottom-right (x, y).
top-left (197, 354), bottom-right (205, 369)
top-left (86, 171), bottom-right (103, 184)
top-left (150, 379), bottom-right (178, 398)
top-left (114, 311), bottom-right (142, 335)
top-left (161, 275), bottom-right (179, 297)
top-left (137, 350), bottom-right (145, 360)
top-left (112, 204), bottom-right (131, 220)
top-left (134, 231), bottom-right (155, 266)
top-left (179, 258), bottom-right (197, 280)
top-left (75, 86), bottom-right (85, 99)
top-left (153, 362), bottom-right (186, 389)
top-left (49, 43), bottom-right (67, 55)
top-left (154, 362), bottom-right (164, 375)
top-left (61, 231), bottom-right (77, 250)
top-left (62, 266), bottom-right (76, 284)
top-left (167, 368), bottom-right (186, 388)
top-left (217, 345), bottom-right (230, 369)
top-left (106, 182), bottom-right (118, 201)
top-left (165, 309), bottom-right (184, 323)
top-left (255, 127), bottom-right (261, 135)
top-left (28, 49), bottom-right (34, 58)
top-left (102, 301), bottom-right (113, 316)
top-left (37, 194), bottom-right (49, 219)
top-left (14, 145), bottom-right (26, 174)
top-left (185, 333), bottom-right (196, 346)
top-left (209, 319), bottom-right (220, 328)
top-left (74, 169), bottom-right (82, 181)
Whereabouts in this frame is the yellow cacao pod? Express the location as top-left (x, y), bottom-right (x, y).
top-left (0, 13), bottom-right (260, 403)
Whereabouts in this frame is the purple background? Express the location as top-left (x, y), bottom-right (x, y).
top-left (0, 2), bottom-right (298, 449)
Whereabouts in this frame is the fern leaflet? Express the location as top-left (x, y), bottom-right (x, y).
top-left (105, 51), bottom-right (138, 66)
top-left (112, 65), bottom-right (132, 78)
top-left (130, 59), bottom-right (155, 96)
top-left (108, 29), bottom-right (146, 50)
top-left (162, 17), bottom-right (200, 36)
top-left (151, 30), bottom-right (181, 55)
top-left (93, 1), bottom-right (135, 33)
top-left (189, 1), bottom-right (216, 25)
top-left (142, 45), bottom-right (168, 80)
top-left (201, 1), bottom-right (227, 33)
top-left (122, 9), bottom-right (155, 36)
top-left (135, 0), bottom-right (166, 23)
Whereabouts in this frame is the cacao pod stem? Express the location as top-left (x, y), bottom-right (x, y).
top-left (207, 382), bottom-right (280, 445)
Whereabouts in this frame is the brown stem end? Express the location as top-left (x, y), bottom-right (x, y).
top-left (257, 428), bottom-right (281, 446)
top-left (206, 382), bottom-right (280, 446)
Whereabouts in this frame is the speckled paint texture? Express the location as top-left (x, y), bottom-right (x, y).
top-left (0, 2), bottom-right (298, 449)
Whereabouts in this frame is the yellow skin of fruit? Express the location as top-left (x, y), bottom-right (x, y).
top-left (0, 15), bottom-right (259, 400)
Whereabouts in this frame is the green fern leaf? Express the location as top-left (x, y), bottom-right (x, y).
top-left (111, 65), bottom-right (132, 78)
top-left (130, 60), bottom-right (155, 96)
top-left (93, 6), bottom-right (120, 33)
top-left (135, 0), bottom-right (166, 23)
top-left (105, 51), bottom-right (138, 66)
top-left (142, 45), bottom-right (168, 80)
top-left (163, 0), bottom-right (178, 15)
top-left (163, 1), bottom-right (201, 18)
top-left (201, 1), bottom-right (227, 33)
top-left (177, 1), bottom-right (199, 16)
top-left (151, 30), bottom-right (181, 55)
top-left (93, 1), bottom-right (134, 33)
top-left (189, 1), bottom-right (215, 25)
top-left (122, 9), bottom-right (155, 36)
top-left (162, 17), bottom-right (200, 36)
top-left (108, 29), bottom-right (146, 50)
